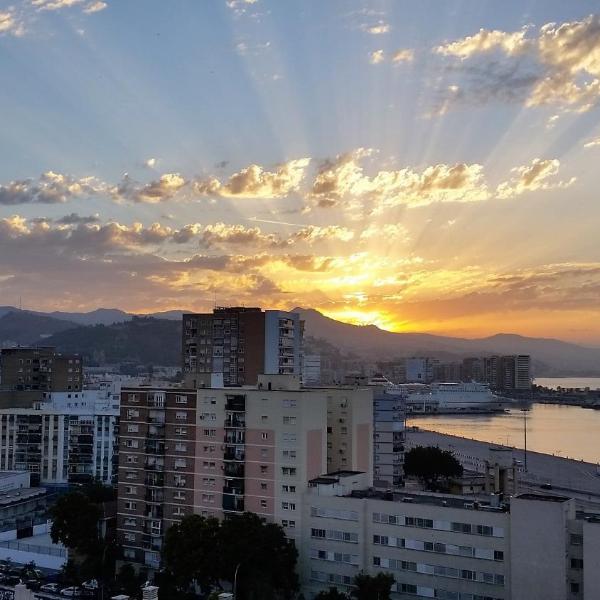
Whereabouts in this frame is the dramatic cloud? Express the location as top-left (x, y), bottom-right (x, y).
top-left (0, 10), bottom-right (25, 36)
top-left (392, 49), bottom-right (414, 63)
top-left (194, 158), bottom-right (310, 199)
top-left (436, 28), bottom-right (530, 58)
top-left (434, 15), bottom-right (600, 112)
top-left (496, 158), bottom-right (575, 199)
top-left (0, 172), bottom-right (105, 205)
top-left (309, 149), bottom-right (489, 211)
top-left (113, 173), bottom-right (187, 203)
top-left (369, 50), bottom-right (385, 64)
top-left (32, 0), bottom-right (86, 10)
top-left (292, 225), bottom-right (354, 243)
top-left (200, 223), bottom-right (282, 248)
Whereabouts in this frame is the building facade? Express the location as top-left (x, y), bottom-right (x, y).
top-left (0, 388), bottom-right (119, 485)
top-left (117, 376), bottom-right (373, 572)
top-left (0, 348), bottom-right (83, 393)
top-left (182, 308), bottom-right (303, 387)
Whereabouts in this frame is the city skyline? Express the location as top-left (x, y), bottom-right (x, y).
top-left (1, 1), bottom-right (600, 343)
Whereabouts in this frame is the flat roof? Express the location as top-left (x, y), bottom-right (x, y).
top-left (0, 487), bottom-right (46, 506)
top-left (516, 493), bottom-right (570, 503)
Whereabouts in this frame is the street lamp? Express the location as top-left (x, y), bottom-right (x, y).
top-left (520, 408), bottom-right (530, 471)
top-left (233, 562), bottom-right (242, 599)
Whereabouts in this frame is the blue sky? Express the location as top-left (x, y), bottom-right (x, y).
top-left (1, 0), bottom-right (600, 342)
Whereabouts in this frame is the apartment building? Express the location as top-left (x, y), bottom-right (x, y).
top-left (302, 473), bottom-right (600, 600)
top-left (302, 355), bottom-right (322, 387)
top-left (373, 388), bottom-right (406, 489)
top-left (181, 307), bottom-right (303, 387)
top-left (117, 376), bottom-right (374, 572)
top-left (0, 388), bottom-right (119, 485)
top-left (0, 348), bottom-right (83, 394)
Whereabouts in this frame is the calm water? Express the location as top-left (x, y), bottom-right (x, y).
top-left (408, 404), bottom-right (600, 463)
top-left (535, 377), bottom-right (600, 390)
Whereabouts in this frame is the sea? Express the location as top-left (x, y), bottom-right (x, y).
top-left (407, 403), bottom-right (600, 464)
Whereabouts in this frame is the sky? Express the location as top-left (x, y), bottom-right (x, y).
top-left (1, 0), bottom-right (600, 344)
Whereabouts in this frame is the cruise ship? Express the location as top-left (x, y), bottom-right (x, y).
top-left (402, 382), bottom-right (505, 413)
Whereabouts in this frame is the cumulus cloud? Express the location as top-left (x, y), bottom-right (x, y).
top-left (369, 50), bottom-right (385, 64)
top-left (194, 158), bottom-right (310, 199)
top-left (496, 158), bottom-right (575, 199)
top-left (200, 222), bottom-right (282, 248)
top-left (0, 171), bottom-right (105, 205)
top-left (392, 49), bottom-right (414, 63)
top-left (113, 173), bottom-right (187, 203)
top-left (32, 0), bottom-right (85, 11)
top-left (292, 225), bottom-right (354, 243)
top-left (0, 10), bottom-right (25, 36)
top-left (436, 28), bottom-right (530, 58)
top-left (584, 137), bottom-right (600, 148)
top-left (309, 149), bottom-right (489, 211)
top-left (434, 15), bottom-right (600, 112)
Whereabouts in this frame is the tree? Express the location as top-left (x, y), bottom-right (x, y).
top-left (116, 563), bottom-right (145, 598)
top-left (315, 588), bottom-right (349, 599)
top-left (351, 572), bottom-right (394, 600)
top-left (404, 445), bottom-right (463, 490)
top-left (162, 514), bottom-right (221, 592)
top-left (50, 492), bottom-right (101, 554)
top-left (218, 512), bottom-right (299, 600)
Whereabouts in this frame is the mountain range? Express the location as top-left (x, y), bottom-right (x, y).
top-left (0, 305), bottom-right (599, 375)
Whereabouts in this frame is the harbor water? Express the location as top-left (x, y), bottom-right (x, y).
top-left (408, 403), bottom-right (600, 464)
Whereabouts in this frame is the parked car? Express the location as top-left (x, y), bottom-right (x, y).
top-left (61, 587), bottom-right (83, 597)
top-left (26, 579), bottom-right (41, 591)
top-left (40, 583), bottom-right (61, 593)
top-left (82, 580), bottom-right (98, 591)
top-left (541, 483), bottom-right (553, 490)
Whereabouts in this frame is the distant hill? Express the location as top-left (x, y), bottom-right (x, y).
top-left (2, 305), bottom-right (599, 375)
top-left (295, 308), bottom-right (600, 376)
top-left (0, 311), bottom-right (79, 345)
top-left (44, 317), bottom-right (182, 366)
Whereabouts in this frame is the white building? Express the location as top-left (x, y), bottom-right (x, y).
top-left (0, 383), bottom-right (119, 485)
top-left (264, 310), bottom-right (303, 377)
top-left (300, 471), bottom-right (600, 600)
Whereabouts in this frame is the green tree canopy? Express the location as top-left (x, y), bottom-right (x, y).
top-left (50, 491), bottom-right (101, 554)
top-left (351, 572), bottom-right (395, 600)
top-left (162, 514), bottom-right (221, 591)
top-left (404, 445), bottom-right (463, 490)
top-left (162, 512), bottom-right (298, 600)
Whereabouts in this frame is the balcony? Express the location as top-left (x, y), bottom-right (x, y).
top-left (225, 395), bottom-right (245, 411)
top-left (145, 442), bottom-right (165, 455)
top-left (224, 414), bottom-right (246, 428)
top-left (223, 463), bottom-right (245, 478)
top-left (147, 424), bottom-right (165, 439)
top-left (144, 506), bottom-right (163, 519)
top-left (222, 494), bottom-right (244, 512)
top-left (145, 474), bottom-right (165, 487)
top-left (224, 431), bottom-right (245, 444)
top-left (145, 490), bottom-right (164, 503)
top-left (224, 447), bottom-right (245, 462)
top-left (144, 460), bottom-right (165, 472)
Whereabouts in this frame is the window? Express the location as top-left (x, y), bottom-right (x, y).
top-left (127, 424), bottom-right (139, 433)
top-left (176, 412), bottom-right (188, 421)
top-left (261, 432), bottom-right (269, 440)
top-left (174, 458), bottom-right (187, 469)
top-left (260, 448), bottom-right (269, 458)
top-left (260, 500), bottom-right (268, 509)
top-left (282, 484), bottom-right (296, 493)
top-left (283, 416), bottom-right (296, 425)
top-left (124, 533), bottom-right (135, 542)
top-left (203, 429), bottom-right (216, 437)
top-left (282, 520), bottom-right (296, 528)
top-left (281, 502), bottom-right (296, 510)
top-left (282, 467), bottom-right (297, 476)
top-left (127, 409), bottom-right (139, 419)
top-left (123, 549), bottom-right (136, 559)
top-left (125, 486), bottom-right (137, 495)
top-left (174, 491), bottom-right (186, 500)
top-left (571, 558), bottom-right (584, 570)
top-left (260, 465), bottom-right (268, 474)
top-left (261, 415), bottom-right (268, 422)
top-left (124, 518), bottom-right (137, 527)
top-left (260, 482), bottom-right (268, 491)
top-left (282, 399), bottom-right (297, 408)
top-left (128, 393), bottom-right (139, 403)
top-left (175, 427), bottom-right (188, 436)
top-left (175, 443), bottom-right (188, 452)
top-left (175, 395), bottom-right (188, 404)
top-left (126, 455), bottom-right (138, 464)
top-left (202, 461), bottom-right (216, 470)
top-left (570, 534), bottom-right (583, 546)
top-left (203, 477), bottom-right (216, 487)
top-left (124, 501), bottom-right (137, 510)
top-left (282, 450), bottom-right (296, 459)
top-left (571, 582), bottom-right (580, 593)
top-left (125, 471), bottom-right (137, 480)
top-left (202, 494), bottom-right (215, 504)
top-left (124, 439), bottom-right (139, 448)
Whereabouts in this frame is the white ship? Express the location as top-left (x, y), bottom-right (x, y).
top-left (401, 382), bottom-right (504, 413)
